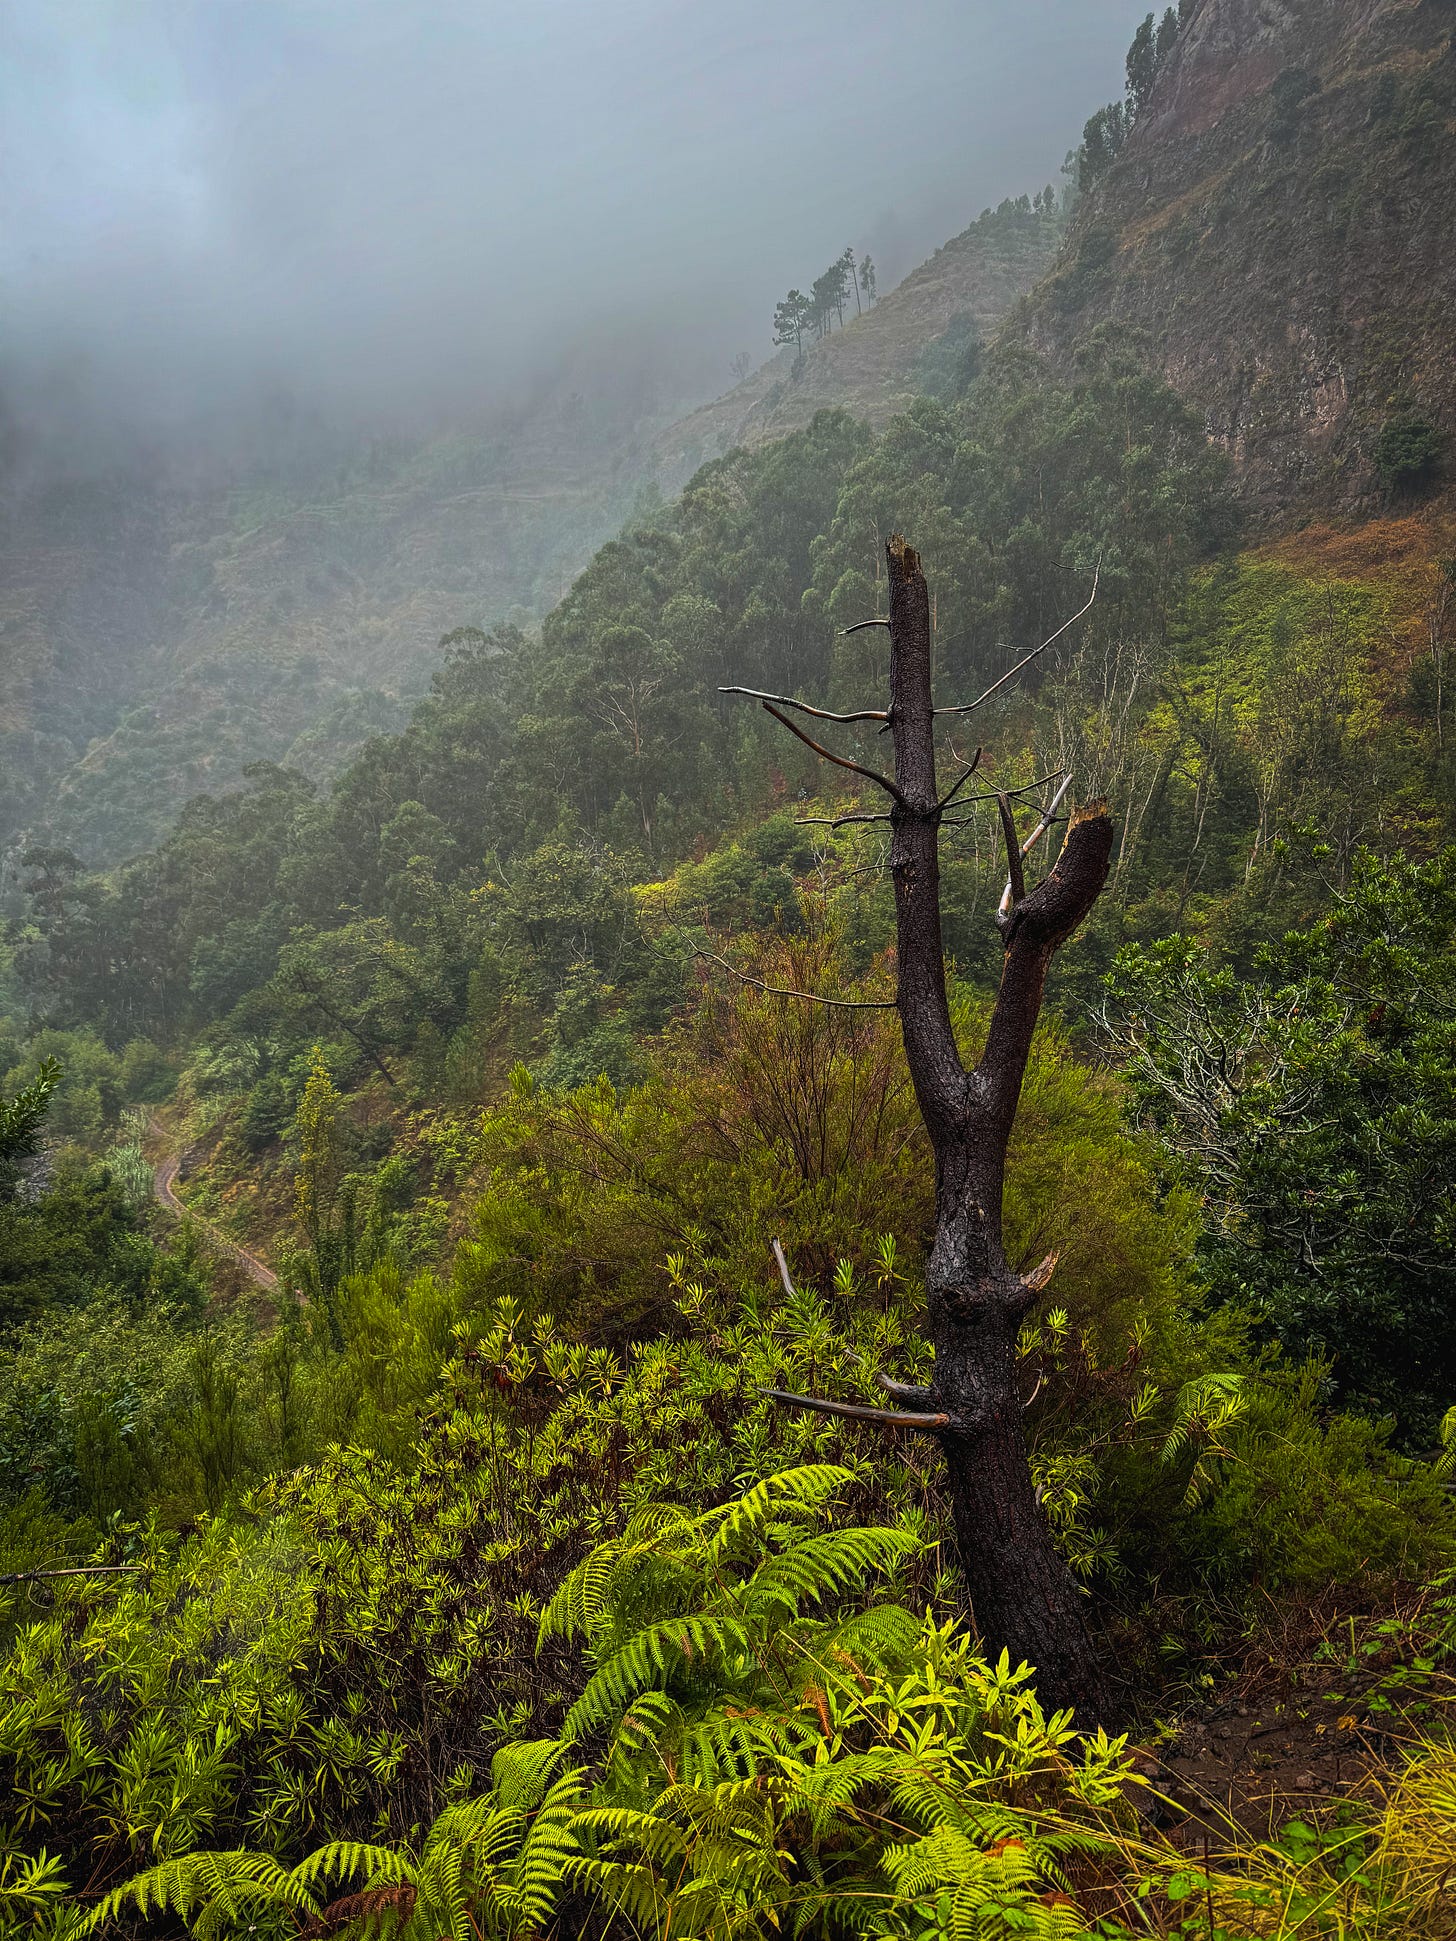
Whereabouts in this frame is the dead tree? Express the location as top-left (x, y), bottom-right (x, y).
top-left (723, 537), bottom-right (1111, 1718)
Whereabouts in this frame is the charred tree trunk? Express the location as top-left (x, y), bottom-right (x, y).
top-left (726, 535), bottom-right (1111, 1719)
top-left (885, 536), bottom-right (1110, 1718)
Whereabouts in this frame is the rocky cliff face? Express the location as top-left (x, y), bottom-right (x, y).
top-left (1027, 0), bottom-right (1456, 517)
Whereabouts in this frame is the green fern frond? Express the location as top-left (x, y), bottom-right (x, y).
top-left (563, 1607), bottom-right (753, 1742)
top-left (85, 1850), bottom-right (316, 1937)
top-left (703, 1465), bottom-right (851, 1559)
top-left (747, 1526), bottom-right (917, 1620)
top-left (487, 1736), bottom-right (564, 1809)
top-left (287, 1839), bottom-right (408, 1894)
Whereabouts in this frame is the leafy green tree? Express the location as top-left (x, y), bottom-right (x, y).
top-left (292, 1047), bottom-right (349, 1340)
top-left (1375, 410), bottom-right (1443, 495)
top-left (1078, 99), bottom-right (1130, 187)
top-left (771, 289), bottom-right (810, 356)
top-left (1106, 846), bottom-right (1456, 1434)
top-left (1125, 11), bottom-right (1159, 115)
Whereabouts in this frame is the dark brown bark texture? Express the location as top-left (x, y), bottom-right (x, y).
top-left (885, 535), bottom-right (1113, 1720)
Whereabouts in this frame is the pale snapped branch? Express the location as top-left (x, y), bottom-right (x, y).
top-left (874, 1372), bottom-right (935, 1406)
top-left (999, 774), bottom-right (1075, 923)
top-left (758, 1387), bottom-right (953, 1430)
top-left (771, 1237), bottom-right (797, 1300)
top-left (842, 617), bottom-right (891, 634)
top-left (1021, 1250), bottom-right (1060, 1295)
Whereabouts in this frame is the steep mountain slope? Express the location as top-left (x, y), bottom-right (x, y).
top-left (653, 196), bottom-right (1065, 490)
top-left (1025, 0), bottom-right (1456, 516)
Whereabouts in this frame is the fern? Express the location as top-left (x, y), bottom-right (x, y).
top-left (84, 1850), bottom-right (316, 1939)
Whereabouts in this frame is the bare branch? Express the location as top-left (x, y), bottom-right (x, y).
top-left (794, 811), bottom-right (894, 830)
top-left (694, 949), bottom-right (897, 1011)
top-left (761, 702), bottom-right (905, 802)
top-left (938, 772), bottom-right (1067, 827)
top-left (718, 685), bottom-right (888, 725)
top-left (934, 566), bottom-right (1100, 718)
top-left (936, 746), bottom-right (984, 811)
top-left (758, 1387), bottom-right (952, 1429)
top-left (997, 794), bottom-right (1026, 909)
top-left (842, 618), bottom-right (891, 634)
top-left (874, 1372), bottom-right (935, 1406)
top-left (0, 1565), bottom-right (145, 1586)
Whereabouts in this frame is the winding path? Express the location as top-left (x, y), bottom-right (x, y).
top-left (149, 1119), bottom-right (279, 1292)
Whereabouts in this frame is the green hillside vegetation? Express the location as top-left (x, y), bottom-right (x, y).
top-left (5, 7), bottom-right (1456, 1928)
top-left (3, 299), bottom-right (1456, 1932)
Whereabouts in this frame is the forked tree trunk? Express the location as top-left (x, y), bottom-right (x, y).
top-left (885, 536), bottom-right (1112, 1719)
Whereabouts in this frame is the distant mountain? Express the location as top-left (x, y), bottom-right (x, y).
top-left (0, 195), bottom-right (1069, 871)
top-left (0, 379), bottom-right (691, 868)
top-left (652, 196), bottom-right (1066, 490)
top-left (1024, 0), bottom-right (1456, 516)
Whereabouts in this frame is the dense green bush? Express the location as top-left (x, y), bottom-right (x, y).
top-left (1106, 846), bottom-right (1456, 1434)
top-left (1374, 409), bottom-right (1443, 493)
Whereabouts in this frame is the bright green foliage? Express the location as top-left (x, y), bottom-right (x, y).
top-left (83, 1473), bottom-right (1147, 1941)
top-left (89, 1741), bottom-right (583, 1941)
top-left (0, 1059), bottom-right (60, 1197)
top-left (540, 1464), bottom-right (918, 1757)
top-left (0, 1059), bottom-right (204, 1336)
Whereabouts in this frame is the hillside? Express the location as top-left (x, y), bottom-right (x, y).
top-left (652, 194), bottom-right (1066, 490)
top-left (0, 384), bottom-right (696, 868)
top-left (1026, 0), bottom-right (1456, 516)
top-left (0, 197), bottom-right (1067, 873)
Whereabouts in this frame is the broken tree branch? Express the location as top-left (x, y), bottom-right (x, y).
top-left (718, 685), bottom-right (888, 724)
top-left (999, 775), bottom-right (1075, 922)
top-left (842, 618), bottom-right (891, 634)
top-left (771, 1237), bottom-right (797, 1300)
top-left (1021, 1251), bottom-right (1060, 1295)
top-left (761, 702), bottom-right (905, 802)
top-left (758, 1387), bottom-right (952, 1429)
top-left (997, 794), bottom-right (1026, 909)
top-left (874, 1372), bottom-right (935, 1405)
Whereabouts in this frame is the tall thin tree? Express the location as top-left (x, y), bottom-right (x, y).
top-left (722, 537), bottom-right (1110, 1717)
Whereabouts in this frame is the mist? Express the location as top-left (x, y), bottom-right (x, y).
top-left (2, 0), bottom-right (1139, 466)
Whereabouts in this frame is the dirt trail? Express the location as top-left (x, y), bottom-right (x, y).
top-left (148, 1118), bottom-right (279, 1293)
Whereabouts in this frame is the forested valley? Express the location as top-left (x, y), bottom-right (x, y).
top-left (4, 3), bottom-right (1456, 1936)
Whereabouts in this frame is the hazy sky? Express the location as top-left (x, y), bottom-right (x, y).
top-left (2, 0), bottom-right (1139, 444)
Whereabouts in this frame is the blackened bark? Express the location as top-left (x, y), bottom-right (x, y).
top-left (886, 536), bottom-right (1112, 1720)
